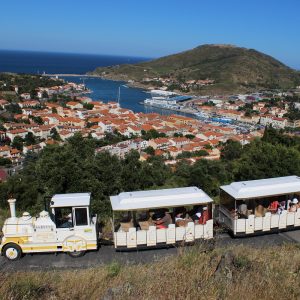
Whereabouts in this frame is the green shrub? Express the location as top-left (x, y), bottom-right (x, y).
top-left (233, 255), bottom-right (251, 270)
top-left (107, 261), bottom-right (122, 278)
top-left (9, 280), bottom-right (52, 300)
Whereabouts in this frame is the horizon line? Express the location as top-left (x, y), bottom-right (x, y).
top-left (0, 48), bottom-right (154, 60)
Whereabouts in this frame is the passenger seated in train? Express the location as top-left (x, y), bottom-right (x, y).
top-left (152, 209), bottom-right (172, 229)
top-left (289, 199), bottom-right (298, 212)
top-left (268, 200), bottom-right (280, 214)
top-left (174, 207), bottom-right (192, 227)
top-left (255, 201), bottom-right (267, 217)
top-left (297, 199), bottom-right (300, 210)
top-left (198, 206), bottom-right (210, 225)
top-left (188, 205), bottom-right (211, 224)
top-left (119, 212), bottom-right (134, 232)
top-left (237, 202), bottom-right (248, 219)
top-left (137, 211), bottom-right (154, 230)
top-left (293, 198), bottom-right (299, 210)
top-left (277, 201), bottom-right (286, 215)
top-left (191, 206), bottom-right (202, 223)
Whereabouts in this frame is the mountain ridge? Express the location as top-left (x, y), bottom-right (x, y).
top-left (90, 44), bottom-right (300, 94)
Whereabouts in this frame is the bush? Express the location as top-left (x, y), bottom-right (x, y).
top-left (233, 255), bottom-right (251, 270)
top-left (106, 261), bottom-right (122, 278)
top-left (9, 280), bottom-right (53, 300)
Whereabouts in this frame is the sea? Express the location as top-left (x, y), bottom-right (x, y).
top-left (0, 50), bottom-right (191, 115)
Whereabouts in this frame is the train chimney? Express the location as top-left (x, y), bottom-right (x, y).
top-left (8, 198), bottom-right (16, 218)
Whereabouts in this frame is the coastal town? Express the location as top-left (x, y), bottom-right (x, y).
top-left (0, 74), bottom-right (300, 180)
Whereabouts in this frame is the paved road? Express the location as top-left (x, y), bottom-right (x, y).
top-left (1, 231), bottom-right (299, 272)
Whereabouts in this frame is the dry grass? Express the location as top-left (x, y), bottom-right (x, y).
top-left (1, 243), bottom-right (300, 300)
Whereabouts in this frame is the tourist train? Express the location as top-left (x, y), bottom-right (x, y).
top-left (1, 175), bottom-right (300, 261)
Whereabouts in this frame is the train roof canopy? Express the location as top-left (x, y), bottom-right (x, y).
top-left (110, 187), bottom-right (213, 211)
top-left (220, 176), bottom-right (300, 200)
top-left (50, 193), bottom-right (91, 208)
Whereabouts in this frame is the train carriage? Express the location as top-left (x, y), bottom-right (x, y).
top-left (110, 186), bottom-right (214, 249)
top-left (218, 176), bottom-right (300, 236)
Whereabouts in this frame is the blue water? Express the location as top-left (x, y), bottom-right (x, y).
top-left (0, 50), bottom-right (191, 115)
top-left (0, 50), bottom-right (149, 74)
top-left (62, 76), bottom-right (193, 116)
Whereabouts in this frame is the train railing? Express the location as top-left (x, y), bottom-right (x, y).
top-left (113, 220), bottom-right (214, 248)
top-left (219, 205), bottom-right (300, 235)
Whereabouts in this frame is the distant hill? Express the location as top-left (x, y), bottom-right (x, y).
top-left (90, 44), bottom-right (300, 94)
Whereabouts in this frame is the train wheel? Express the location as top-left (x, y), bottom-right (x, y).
top-left (68, 250), bottom-right (86, 258)
top-left (3, 244), bottom-right (22, 261)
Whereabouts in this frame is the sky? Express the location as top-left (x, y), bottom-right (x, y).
top-left (0, 0), bottom-right (299, 69)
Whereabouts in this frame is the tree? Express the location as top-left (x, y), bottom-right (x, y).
top-left (3, 128), bottom-right (300, 221)
top-left (0, 157), bottom-right (12, 167)
top-left (121, 150), bottom-right (143, 191)
top-left (221, 140), bottom-right (243, 161)
top-left (50, 128), bottom-right (61, 141)
top-left (29, 116), bottom-right (44, 125)
top-left (173, 132), bottom-right (183, 137)
top-left (42, 91), bottom-right (48, 98)
top-left (6, 103), bottom-right (22, 114)
top-left (262, 126), bottom-right (300, 147)
top-left (24, 132), bottom-right (36, 146)
top-left (11, 136), bottom-right (23, 151)
top-left (83, 103), bottom-right (94, 110)
top-left (185, 134), bottom-right (195, 140)
top-left (30, 89), bottom-right (37, 99)
top-left (144, 146), bottom-right (155, 156)
top-left (233, 140), bottom-right (300, 181)
top-left (188, 159), bottom-right (231, 196)
top-left (141, 129), bottom-right (166, 140)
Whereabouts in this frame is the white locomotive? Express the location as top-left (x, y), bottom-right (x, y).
top-left (0, 193), bottom-right (98, 260)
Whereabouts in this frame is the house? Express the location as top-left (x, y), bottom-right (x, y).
top-left (66, 101), bottom-right (83, 110)
top-left (6, 129), bottom-right (28, 140)
top-left (197, 131), bottom-right (224, 141)
top-left (98, 121), bottom-right (113, 133)
top-left (148, 138), bottom-right (171, 150)
top-left (167, 146), bottom-right (182, 158)
top-left (260, 115), bottom-right (288, 129)
top-left (127, 126), bottom-right (141, 136)
top-left (170, 137), bottom-right (190, 148)
top-left (59, 130), bottom-right (73, 141)
top-left (19, 100), bottom-right (40, 108)
top-left (58, 117), bottom-right (85, 128)
top-left (23, 144), bottom-right (42, 154)
top-left (20, 93), bottom-right (31, 100)
top-left (131, 138), bottom-right (148, 150)
top-left (0, 145), bottom-right (11, 157)
top-left (10, 148), bottom-right (21, 161)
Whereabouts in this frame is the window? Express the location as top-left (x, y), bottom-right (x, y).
top-left (55, 207), bottom-right (73, 228)
top-left (75, 207), bottom-right (88, 226)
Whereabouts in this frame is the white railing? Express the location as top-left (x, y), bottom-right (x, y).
top-left (219, 205), bottom-right (300, 235)
top-left (114, 220), bottom-right (214, 248)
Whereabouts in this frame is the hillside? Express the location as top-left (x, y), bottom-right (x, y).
top-left (1, 244), bottom-right (300, 299)
top-left (90, 44), bottom-right (300, 94)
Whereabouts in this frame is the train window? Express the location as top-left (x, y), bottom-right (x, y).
top-left (55, 207), bottom-right (73, 228)
top-left (74, 207), bottom-right (88, 226)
